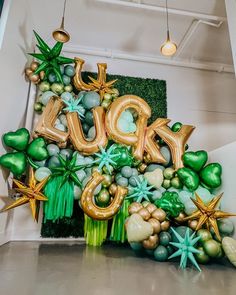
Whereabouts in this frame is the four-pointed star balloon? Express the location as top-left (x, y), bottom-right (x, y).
top-left (184, 193), bottom-right (236, 241)
top-left (29, 31), bottom-right (74, 83)
top-left (0, 169), bottom-right (48, 221)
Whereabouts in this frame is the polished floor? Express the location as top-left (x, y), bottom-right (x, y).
top-left (0, 242), bottom-right (235, 295)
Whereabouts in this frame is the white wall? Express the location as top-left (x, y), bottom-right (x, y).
top-left (0, 0), bottom-right (34, 244)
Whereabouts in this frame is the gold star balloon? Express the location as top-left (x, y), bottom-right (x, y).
top-left (1, 169), bottom-right (48, 221)
top-left (184, 193), bottom-right (236, 241)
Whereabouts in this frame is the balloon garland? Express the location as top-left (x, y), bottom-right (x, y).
top-left (0, 29), bottom-right (236, 272)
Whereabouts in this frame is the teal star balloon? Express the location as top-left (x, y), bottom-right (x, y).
top-left (127, 176), bottom-right (154, 203)
top-left (51, 154), bottom-right (85, 188)
top-left (62, 95), bottom-right (85, 119)
top-left (92, 145), bottom-right (120, 174)
top-left (169, 227), bottom-right (201, 271)
top-left (29, 31), bottom-right (74, 83)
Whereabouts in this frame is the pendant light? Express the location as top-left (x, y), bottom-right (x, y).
top-left (160, 0), bottom-right (177, 56)
top-left (52, 0), bottom-right (70, 43)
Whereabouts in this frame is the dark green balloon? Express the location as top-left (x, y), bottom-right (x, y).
top-left (155, 191), bottom-right (185, 218)
top-left (200, 163), bottom-right (222, 188)
top-left (27, 138), bottom-right (48, 161)
top-left (154, 245), bottom-right (168, 262)
top-left (111, 145), bottom-right (133, 169)
top-left (183, 150), bottom-right (208, 172)
top-left (3, 128), bottom-right (30, 151)
top-left (177, 167), bottom-right (199, 191)
top-left (159, 231), bottom-right (172, 246)
top-left (171, 122), bottom-right (182, 132)
top-left (0, 152), bottom-right (27, 176)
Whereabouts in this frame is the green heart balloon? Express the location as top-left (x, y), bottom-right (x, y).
top-left (3, 128), bottom-right (30, 151)
top-left (0, 152), bottom-right (27, 176)
top-left (27, 138), bottom-right (49, 161)
top-left (200, 163), bottom-right (222, 189)
top-left (183, 150), bottom-right (208, 172)
top-left (177, 167), bottom-right (199, 191)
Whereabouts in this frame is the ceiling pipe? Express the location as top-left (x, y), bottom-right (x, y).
top-left (95, 0), bottom-right (227, 22)
top-left (175, 20), bottom-right (223, 57)
top-left (63, 44), bottom-right (234, 73)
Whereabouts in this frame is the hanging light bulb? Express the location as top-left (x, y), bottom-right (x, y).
top-left (160, 0), bottom-right (177, 56)
top-left (52, 0), bottom-right (70, 43)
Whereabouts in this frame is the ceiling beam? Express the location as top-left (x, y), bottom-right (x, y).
top-left (62, 44), bottom-right (234, 73)
top-left (95, 0), bottom-right (227, 22)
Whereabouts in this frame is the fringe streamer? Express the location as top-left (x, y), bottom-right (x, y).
top-left (43, 176), bottom-right (74, 222)
top-left (84, 214), bottom-right (108, 246)
top-left (110, 199), bottom-right (130, 243)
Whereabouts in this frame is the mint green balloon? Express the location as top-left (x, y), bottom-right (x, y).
top-left (61, 91), bottom-right (73, 102)
top-left (195, 186), bottom-right (212, 203)
top-left (82, 91), bottom-right (100, 109)
top-left (35, 167), bottom-right (51, 181)
top-left (184, 200), bottom-right (197, 215)
top-left (41, 91), bottom-right (55, 106)
top-left (47, 144), bottom-right (60, 156)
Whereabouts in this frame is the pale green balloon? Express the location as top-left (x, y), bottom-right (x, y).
top-left (76, 170), bottom-right (87, 182)
top-left (88, 126), bottom-right (96, 139)
top-left (178, 190), bottom-right (193, 204)
top-left (41, 91), bottom-right (55, 106)
top-left (184, 200), bottom-right (197, 215)
top-left (74, 185), bottom-right (82, 200)
top-left (47, 144), bottom-right (60, 156)
top-left (94, 183), bottom-right (102, 195)
top-left (128, 122), bottom-right (137, 133)
top-left (60, 149), bottom-right (73, 159)
top-left (146, 164), bottom-right (165, 172)
top-left (34, 159), bottom-right (47, 167)
top-left (195, 186), bottom-right (212, 204)
top-left (118, 118), bottom-right (129, 133)
top-left (160, 146), bottom-right (172, 167)
top-left (84, 157), bottom-right (93, 165)
top-left (55, 123), bottom-right (66, 132)
top-left (61, 91), bottom-right (73, 102)
top-left (47, 156), bottom-right (61, 168)
top-left (35, 167), bottom-right (52, 181)
top-left (59, 114), bottom-right (68, 127)
top-left (150, 189), bottom-right (162, 201)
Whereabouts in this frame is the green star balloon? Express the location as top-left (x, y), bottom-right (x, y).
top-left (29, 31), bottom-right (74, 83)
top-left (169, 227), bottom-right (201, 271)
top-left (51, 154), bottom-right (84, 188)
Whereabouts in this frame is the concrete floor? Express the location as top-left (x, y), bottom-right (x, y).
top-left (0, 242), bottom-right (235, 295)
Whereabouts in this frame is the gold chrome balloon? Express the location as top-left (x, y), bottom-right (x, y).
top-left (80, 171), bottom-right (128, 220)
top-left (73, 58), bottom-right (116, 99)
top-left (153, 118), bottom-right (195, 170)
top-left (128, 202), bottom-right (143, 215)
top-left (148, 218), bottom-right (161, 234)
top-left (105, 95), bottom-right (151, 160)
top-left (142, 234), bottom-right (159, 249)
top-left (138, 208), bottom-right (151, 221)
top-left (34, 96), bottom-right (69, 145)
top-left (66, 106), bottom-right (108, 155)
top-left (184, 193), bottom-right (236, 241)
top-left (0, 168), bottom-right (48, 221)
top-left (152, 208), bottom-right (167, 222)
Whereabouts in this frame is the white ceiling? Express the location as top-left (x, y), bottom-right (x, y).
top-left (29, 0), bottom-right (233, 71)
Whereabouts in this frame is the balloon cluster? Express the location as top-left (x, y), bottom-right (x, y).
top-left (1, 30), bottom-right (236, 272)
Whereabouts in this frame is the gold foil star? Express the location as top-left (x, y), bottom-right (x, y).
top-left (88, 75), bottom-right (117, 99)
top-left (184, 193), bottom-right (236, 241)
top-left (1, 169), bottom-right (48, 221)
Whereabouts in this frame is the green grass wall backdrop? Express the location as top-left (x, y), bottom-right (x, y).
top-left (41, 72), bottom-right (167, 238)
